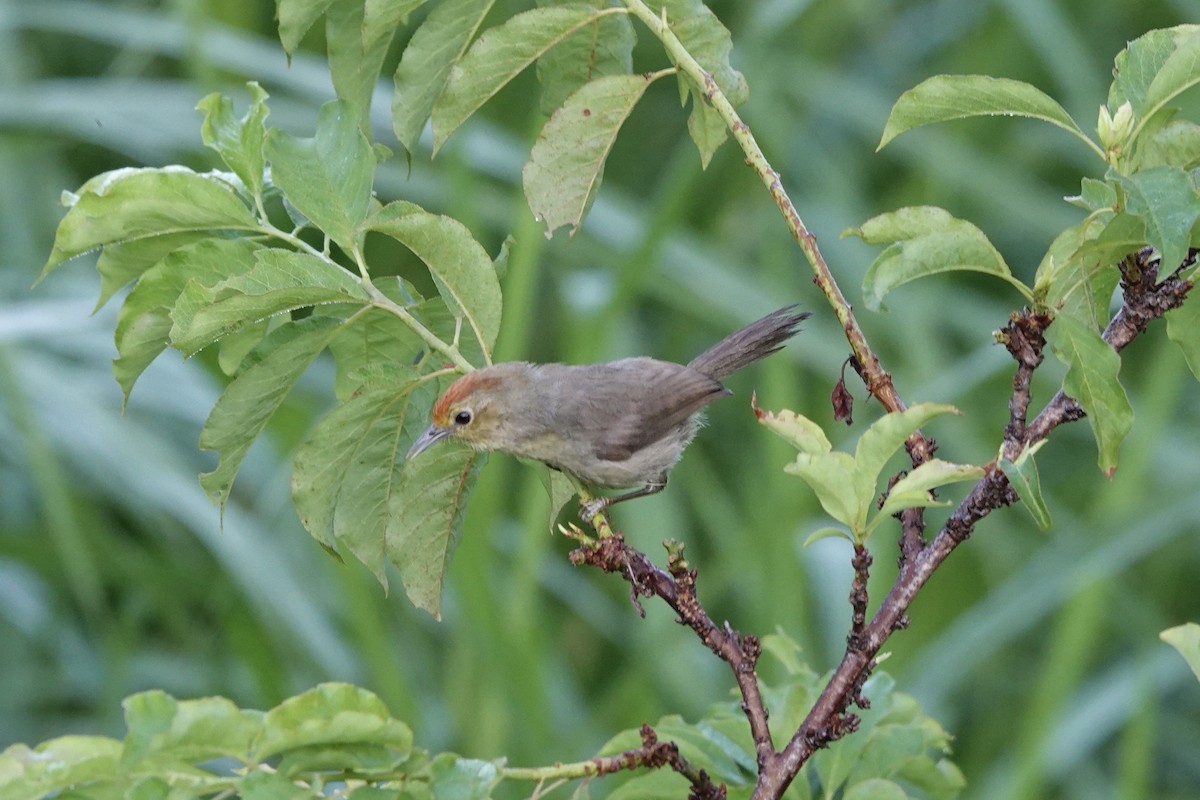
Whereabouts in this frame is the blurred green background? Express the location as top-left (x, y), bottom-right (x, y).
top-left (2, 0), bottom-right (1199, 797)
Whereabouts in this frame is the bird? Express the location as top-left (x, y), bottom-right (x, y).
top-left (406, 305), bottom-right (810, 514)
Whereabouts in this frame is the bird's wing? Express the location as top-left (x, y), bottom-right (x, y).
top-left (572, 359), bottom-right (728, 462)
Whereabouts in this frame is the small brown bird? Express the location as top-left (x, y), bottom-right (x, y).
top-left (407, 306), bottom-right (809, 512)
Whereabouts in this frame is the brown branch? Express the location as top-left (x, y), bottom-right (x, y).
top-left (582, 723), bottom-right (725, 799)
top-left (569, 533), bottom-right (776, 770)
top-left (757, 255), bottom-right (1194, 798)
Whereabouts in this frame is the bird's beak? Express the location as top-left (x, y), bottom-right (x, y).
top-left (407, 424), bottom-right (453, 460)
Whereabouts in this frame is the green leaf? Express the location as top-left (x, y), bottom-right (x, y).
top-left (685, 96), bottom-right (728, 168)
top-left (199, 317), bottom-right (344, 508)
top-left (254, 684), bottom-right (413, 762)
top-left (1000, 448), bottom-right (1052, 530)
top-left (876, 459), bottom-right (984, 519)
top-left (239, 770), bottom-right (318, 800)
top-left (535, 0), bottom-right (635, 115)
top-left (878, 74), bottom-right (1091, 153)
top-left (327, 299), bottom-right (425, 400)
top-left (1160, 623), bottom-right (1200, 683)
top-left (1166, 294), bottom-right (1200, 380)
top-left (94, 231), bottom-right (209, 311)
top-left (326, 0), bottom-right (425, 124)
top-left (537, 464), bottom-right (578, 530)
top-left (386, 444), bottom-right (485, 619)
top-left (432, 6), bottom-right (618, 152)
top-left (426, 754), bottom-right (503, 799)
top-left (853, 403), bottom-right (960, 530)
top-left (121, 691), bottom-right (262, 767)
top-left (218, 318), bottom-right (273, 376)
top-left (197, 82), bottom-right (270, 198)
top-left (1113, 166), bottom-right (1200, 273)
top-left (785, 451), bottom-right (862, 531)
top-left (264, 100), bottom-right (375, 252)
top-left (1048, 313), bottom-right (1134, 476)
top-left (661, 0), bottom-right (747, 165)
top-left (42, 167), bottom-right (258, 280)
top-left (802, 526), bottom-right (855, 547)
top-left (1137, 120), bottom-right (1200, 170)
top-left (276, 0), bottom-right (336, 54)
top-left (114, 238), bottom-right (261, 401)
top-left (843, 778), bottom-right (907, 800)
top-left (1139, 27), bottom-right (1200, 132)
top-left (1040, 216), bottom-right (1125, 325)
top-left (850, 206), bottom-right (1031, 310)
top-left (391, 0), bottom-right (495, 153)
top-left (292, 372), bottom-right (425, 576)
top-left (364, 202), bottom-right (502, 360)
top-left (0, 737), bottom-right (122, 800)
top-left (755, 404), bottom-right (833, 456)
top-left (524, 73), bottom-right (658, 236)
top-left (169, 249), bottom-right (370, 356)
top-left (1065, 177), bottom-right (1117, 212)
top-left (661, 0), bottom-right (748, 106)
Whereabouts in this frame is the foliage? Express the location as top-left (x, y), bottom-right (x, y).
top-left (0, 637), bottom-right (960, 800)
top-left (5, 0), bottom-right (1200, 799)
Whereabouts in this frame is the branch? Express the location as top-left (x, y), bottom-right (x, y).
top-left (504, 723), bottom-right (725, 798)
top-left (567, 531), bottom-right (777, 770)
top-left (759, 252), bottom-right (1194, 797)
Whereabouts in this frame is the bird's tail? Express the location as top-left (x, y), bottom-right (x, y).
top-left (687, 305), bottom-right (810, 380)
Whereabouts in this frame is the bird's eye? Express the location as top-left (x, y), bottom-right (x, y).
top-left (453, 409), bottom-right (473, 426)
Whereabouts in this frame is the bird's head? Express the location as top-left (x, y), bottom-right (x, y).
top-left (406, 366), bottom-right (522, 460)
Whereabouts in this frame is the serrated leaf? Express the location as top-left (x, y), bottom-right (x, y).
top-left (535, 0), bottom-right (635, 115)
top-left (326, 0), bottom-right (424, 124)
top-left (876, 459), bottom-right (984, 519)
top-left (0, 737), bottom-right (122, 800)
top-left (784, 451), bottom-right (861, 531)
top-left (95, 232), bottom-right (208, 311)
top-left (1166, 294), bottom-right (1200, 379)
top-left (432, 5), bottom-right (616, 151)
top-left (200, 317), bottom-right (344, 508)
top-left (851, 207), bottom-right (1030, 310)
top-left (169, 249), bottom-right (370, 356)
top-left (254, 684), bottom-right (412, 762)
top-left (1138, 120), bottom-right (1200, 170)
top-left (843, 778), bottom-right (907, 800)
top-left (197, 82), bottom-right (270, 197)
top-left (387, 444), bottom-right (484, 619)
top-left (537, 465), bottom-right (578, 530)
top-left (1039, 216), bottom-right (1125, 325)
top-left (276, 0), bottom-right (336, 54)
top-left (1065, 177), bottom-right (1117, 212)
top-left (327, 305), bottom-right (425, 400)
top-left (391, 0), bottom-right (495, 153)
top-left (42, 167), bottom-right (258, 280)
top-left (661, 0), bottom-right (748, 106)
top-left (218, 318), bottom-right (272, 376)
top-left (879, 74), bottom-right (1089, 151)
top-left (264, 100), bottom-right (374, 252)
top-left (999, 451), bottom-right (1052, 530)
top-left (1160, 623), bottom-right (1200, 683)
top-left (755, 405), bottom-right (833, 456)
top-left (292, 373), bottom-right (425, 578)
top-left (426, 754), bottom-right (503, 798)
top-left (853, 403), bottom-right (960, 525)
top-left (802, 526), bottom-right (855, 547)
top-left (364, 202), bottom-right (502, 360)
top-left (114, 238), bottom-right (261, 401)
top-left (1114, 166), bottom-right (1200, 273)
top-left (121, 691), bottom-right (262, 767)
top-left (1049, 313), bottom-right (1133, 475)
top-left (1140, 27), bottom-right (1200, 128)
top-left (524, 73), bottom-right (657, 236)
top-left (685, 96), bottom-right (728, 168)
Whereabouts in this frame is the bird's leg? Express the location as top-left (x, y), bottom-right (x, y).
top-left (579, 478), bottom-right (668, 519)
